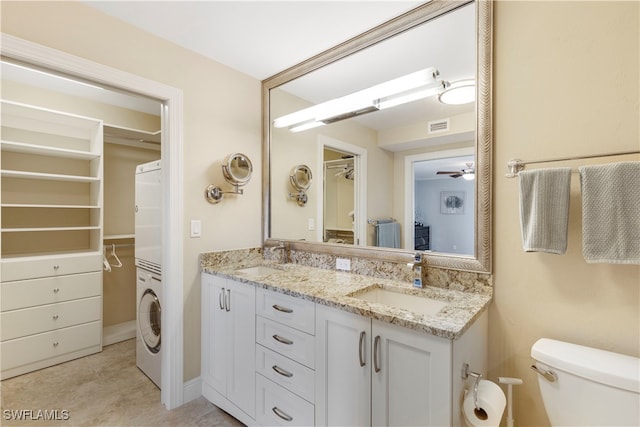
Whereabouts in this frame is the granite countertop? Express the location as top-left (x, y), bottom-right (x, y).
top-left (202, 260), bottom-right (491, 340)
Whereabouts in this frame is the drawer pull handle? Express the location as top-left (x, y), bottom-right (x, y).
top-left (273, 334), bottom-right (294, 345)
top-left (225, 289), bottom-right (231, 312)
top-left (53, 315), bottom-right (59, 320)
top-left (359, 331), bottom-right (366, 367)
top-left (374, 335), bottom-right (381, 373)
top-left (53, 288), bottom-right (60, 294)
top-left (219, 289), bottom-right (225, 310)
top-left (53, 341), bottom-right (59, 347)
top-left (272, 407), bottom-right (293, 422)
top-left (272, 304), bottom-right (293, 314)
top-left (272, 365), bottom-right (294, 378)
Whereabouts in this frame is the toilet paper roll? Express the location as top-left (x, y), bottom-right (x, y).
top-left (463, 379), bottom-right (506, 427)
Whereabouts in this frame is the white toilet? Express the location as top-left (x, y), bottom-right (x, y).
top-left (531, 338), bottom-right (640, 426)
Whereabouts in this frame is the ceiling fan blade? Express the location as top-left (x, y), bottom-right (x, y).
top-left (450, 173), bottom-right (463, 178)
top-left (436, 171), bottom-right (461, 175)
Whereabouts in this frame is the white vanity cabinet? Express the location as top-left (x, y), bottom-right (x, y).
top-left (255, 288), bottom-right (316, 427)
top-left (201, 273), bottom-right (256, 424)
top-left (316, 304), bottom-right (487, 427)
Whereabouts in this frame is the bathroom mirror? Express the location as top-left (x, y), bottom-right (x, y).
top-left (290, 165), bottom-right (312, 192)
top-left (205, 152), bottom-right (253, 204)
top-left (263, 0), bottom-right (492, 272)
top-left (223, 152), bottom-right (253, 185)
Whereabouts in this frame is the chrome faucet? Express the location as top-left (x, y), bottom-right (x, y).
top-left (268, 240), bottom-right (289, 263)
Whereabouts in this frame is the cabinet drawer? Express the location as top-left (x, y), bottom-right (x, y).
top-left (257, 316), bottom-right (315, 369)
top-left (1, 321), bottom-right (101, 373)
top-left (1, 296), bottom-right (101, 341)
top-left (256, 289), bottom-right (315, 335)
top-left (1, 253), bottom-right (102, 282)
top-left (256, 344), bottom-right (314, 403)
top-left (256, 374), bottom-right (314, 427)
top-left (1, 272), bottom-right (101, 311)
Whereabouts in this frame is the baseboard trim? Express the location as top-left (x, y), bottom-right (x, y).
top-left (183, 377), bottom-right (202, 403)
top-left (103, 320), bottom-right (136, 346)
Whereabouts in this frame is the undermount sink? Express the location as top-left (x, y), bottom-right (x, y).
top-left (236, 265), bottom-right (282, 276)
top-left (351, 286), bottom-right (447, 317)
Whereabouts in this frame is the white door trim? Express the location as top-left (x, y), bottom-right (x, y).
top-left (1, 33), bottom-right (185, 410)
top-left (317, 135), bottom-right (367, 246)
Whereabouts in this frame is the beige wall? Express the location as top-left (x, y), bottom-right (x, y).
top-left (492, 1), bottom-right (639, 425)
top-left (3, 2), bottom-right (639, 424)
top-left (1, 0), bottom-right (262, 382)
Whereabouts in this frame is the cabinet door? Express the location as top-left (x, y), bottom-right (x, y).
top-left (372, 320), bottom-right (452, 427)
top-left (226, 279), bottom-right (256, 418)
top-left (201, 273), bottom-right (228, 394)
top-left (316, 304), bottom-right (371, 427)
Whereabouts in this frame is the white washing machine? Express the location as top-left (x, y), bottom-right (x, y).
top-left (136, 267), bottom-right (161, 388)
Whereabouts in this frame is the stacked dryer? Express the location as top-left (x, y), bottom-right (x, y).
top-left (134, 160), bottom-right (162, 388)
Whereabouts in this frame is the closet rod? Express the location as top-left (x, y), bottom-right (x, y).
top-left (506, 150), bottom-right (640, 178)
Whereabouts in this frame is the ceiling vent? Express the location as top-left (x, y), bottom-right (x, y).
top-left (428, 118), bottom-right (450, 134)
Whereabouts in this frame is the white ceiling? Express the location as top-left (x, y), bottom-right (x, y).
top-left (83, 1), bottom-right (424, 80)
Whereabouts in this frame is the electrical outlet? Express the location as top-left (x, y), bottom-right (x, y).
top-left (336, 258), bottom-right (351, 271)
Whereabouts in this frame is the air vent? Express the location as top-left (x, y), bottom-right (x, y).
top-left (428, 118), bottom-right (450, 134)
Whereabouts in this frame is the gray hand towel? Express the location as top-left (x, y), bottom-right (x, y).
top-left (518, 168), bottom-right (572, 254)
top-left (579, 161), bottom-right (640, 264)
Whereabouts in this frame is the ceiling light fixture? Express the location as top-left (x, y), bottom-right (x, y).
top-left (438, 79), bottom-right (475, 105)
top-left (274, 67), bottom-right (446, 132)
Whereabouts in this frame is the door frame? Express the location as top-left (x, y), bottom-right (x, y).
top-left (1, 33), bottom-right (185, 409)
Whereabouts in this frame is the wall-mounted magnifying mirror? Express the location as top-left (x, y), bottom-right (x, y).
top-left (263, 0), bottom-right (492, 272)
top-left (205, 152), bottom-right (253, 204)
top-left (289, 164), bottom-right (312, 206)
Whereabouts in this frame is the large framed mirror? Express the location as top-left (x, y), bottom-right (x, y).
top-left (263, 0), bottom-right (492, 273)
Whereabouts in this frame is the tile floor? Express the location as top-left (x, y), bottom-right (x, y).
top-left (0, 339), bottom-right (242, 426)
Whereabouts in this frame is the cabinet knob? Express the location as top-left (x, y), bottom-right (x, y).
top-left (53, 265), bottom-right (60, 270)
top-left (53, 288), bottom-right (60, 294)
top-left (53, 341), bottom-right (59, 347)
top-left (53, 315), bottom-right (59, 320)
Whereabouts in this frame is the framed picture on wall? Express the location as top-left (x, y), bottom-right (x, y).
top-left (440, 191), bottom-right (465, 214)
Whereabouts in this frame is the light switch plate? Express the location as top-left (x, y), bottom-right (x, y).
top-left (190, 220), bottom-right (201, 238)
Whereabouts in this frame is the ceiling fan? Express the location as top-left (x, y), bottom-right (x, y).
top-left (436, 162), bottom-right (475, 179)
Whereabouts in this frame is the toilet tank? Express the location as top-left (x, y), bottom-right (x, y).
top-left (531, 338), bottom-right (640, 427)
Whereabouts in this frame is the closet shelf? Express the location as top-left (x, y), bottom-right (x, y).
top-left (104, 234), bottom-right (135, 240)
top-left (1, 140), bottom-right (100, 160)
top-left (1, 204), bottom-right (99, 209)
top-left (1, 226), bottom-right (101, 233)
top-left (1, 170), bottom-right (100, 183)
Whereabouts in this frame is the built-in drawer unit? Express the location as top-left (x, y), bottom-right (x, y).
top-left (1, 272), bottom-right (101, 311)
top-left (1, 253), bottom-right (102, 282)
top-left (256, 344), bottom-right (315, 403)
top-left (1, 296), bottom-right (101, 341)
top-left (256, 316), bottom-right (315, 370)
top-left (256, 373), bottom-right (315, 427)
top-left (256, 289), bottom-right (315, 335)
top-left (0, 321), bottom-right (102, 378)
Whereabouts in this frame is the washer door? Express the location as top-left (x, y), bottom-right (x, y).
top-left (139, 288), bottom-right (161, 353)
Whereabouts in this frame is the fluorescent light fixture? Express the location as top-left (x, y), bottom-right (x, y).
top-left (438, 79), bottom-right (475, 105)
top-left (375, 80), bottom-right (449, 110)
top-left (273, 67), bottom-right (443, 132)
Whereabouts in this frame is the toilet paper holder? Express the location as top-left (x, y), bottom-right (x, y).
top-left (461, 363), bottom-right (487, 419)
